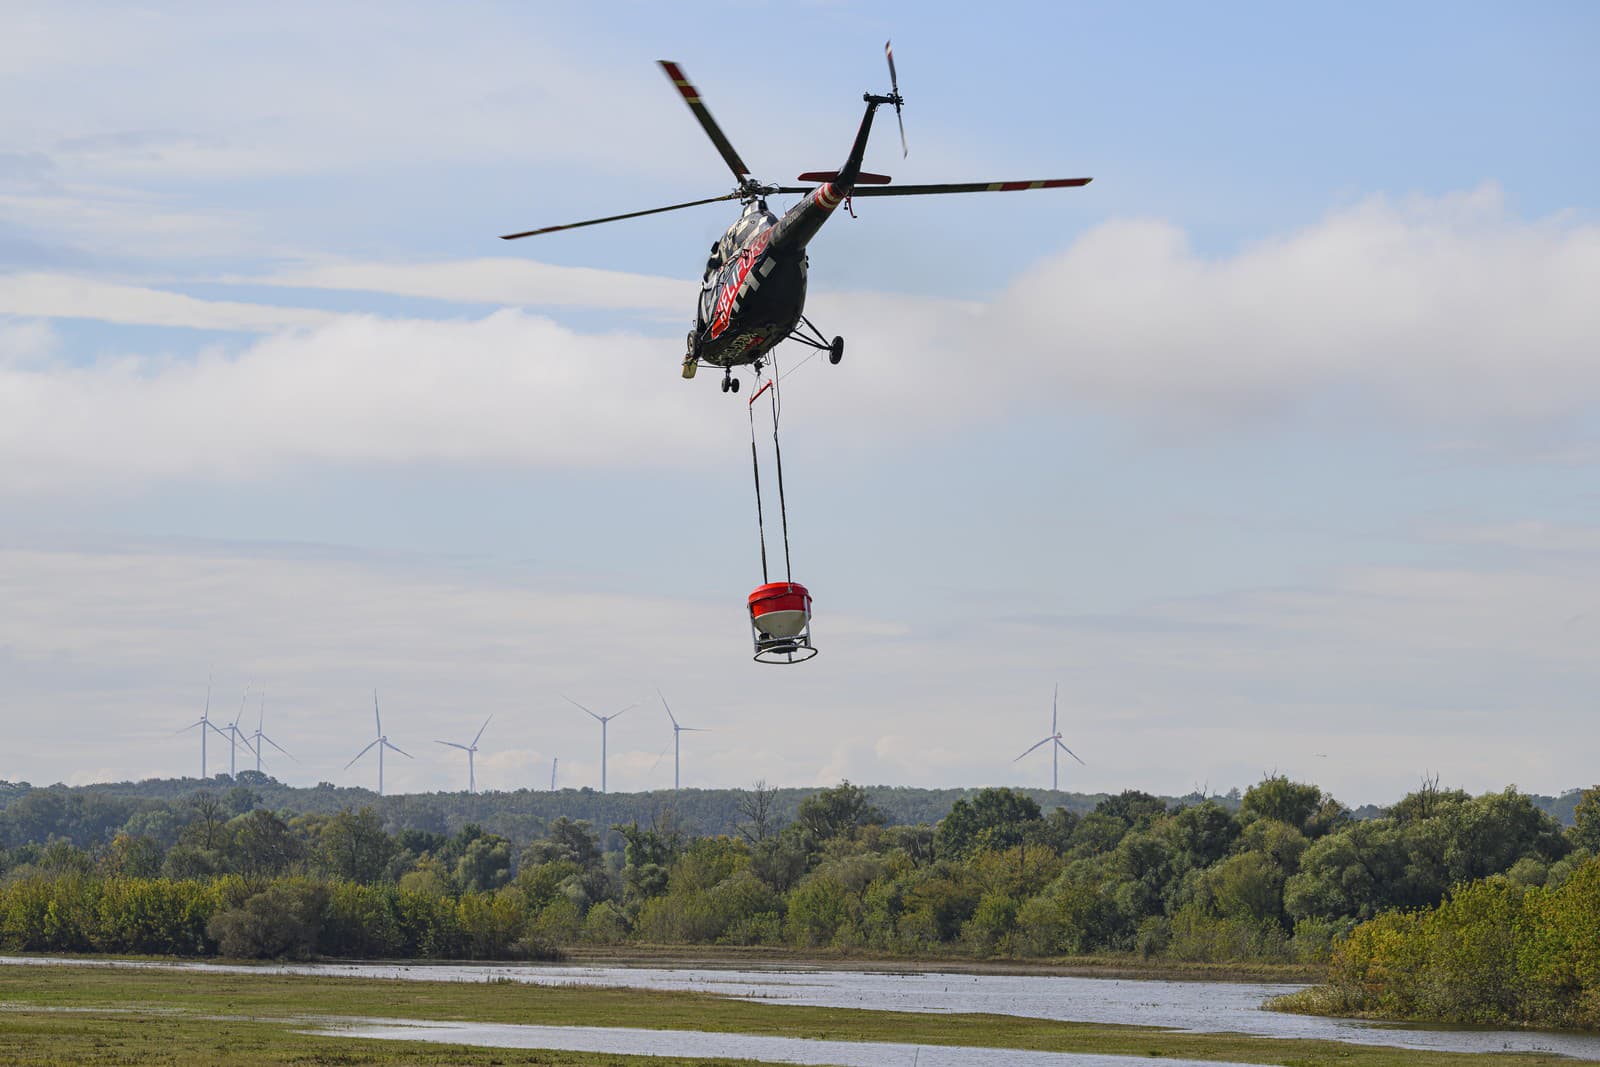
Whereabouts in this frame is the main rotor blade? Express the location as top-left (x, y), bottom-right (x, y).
top-left (657, 60), bottom-right (750, 180)
top-left (1056, 738), bottom-right (1087, 766)
top-left (845, 178), bottom-right (1092, 197)
top-left (500, 193), bottom-right (740, 240)
top-left (1013, 736), bottom-right (1054, 761)
top-left (345, 738), bottom-right (380, 769)
top-left (472, 715), bottom-right (492, 748)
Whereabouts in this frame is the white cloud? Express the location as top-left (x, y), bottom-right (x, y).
top-left (0, 273), bottom-right (336, 330)
top-left (990, 185), bottom-right (1600, 427)
top-left (2, 187), bottom-right (1596, 496)
top-left (238, 258), bottom-right (693, 315)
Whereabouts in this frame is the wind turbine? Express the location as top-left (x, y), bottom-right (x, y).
top-left (344, 690), bottom-right (413, 796)
top-left (176, 675), bottom-right (228, 779)
top-left (221, 682), bottom-right (257, 778)
top-left (550, 757), bottom-right (558, 791)
top-left (436, 715), bottom-right (492, 794)
top-left (659, 689), bottom-right (707, 791)
top-left (251, 692), bottom-right (296, 774)
top-left (564, 695), bottom-right (635, 794)
top-left (1013, 684), bottom-right (1085, 791)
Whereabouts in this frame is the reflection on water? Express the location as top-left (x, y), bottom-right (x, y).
top-left (322, 1019), bottom-right (1261, 1067)
top-left (6, 955), bottom-right (1599, 1061)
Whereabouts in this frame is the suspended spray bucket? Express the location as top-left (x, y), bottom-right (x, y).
top-left (748, 581), bottom-right (818, 664)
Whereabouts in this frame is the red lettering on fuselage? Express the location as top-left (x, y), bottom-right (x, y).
top-left (709, 227), bottom-right (772, 340)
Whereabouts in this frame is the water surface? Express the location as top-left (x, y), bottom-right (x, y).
top-left (323, 1019), bottom-right (1265, 1067)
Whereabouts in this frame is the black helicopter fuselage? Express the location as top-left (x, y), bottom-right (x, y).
top-left (690, 96), bottom-right (888, 371)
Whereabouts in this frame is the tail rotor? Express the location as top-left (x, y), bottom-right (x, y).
top-left (885, 40), bottom-right (907, 157)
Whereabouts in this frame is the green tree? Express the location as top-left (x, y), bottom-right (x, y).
top-left (796, 781), bottom-right (884, 841)
top-left (206, 879), bottom-right (327, 959)
top-left (1241, 775), bottom-right (1326, 835)
top-left (231, 809), bottom-right (301, 884)
top-left (318, 808), bottom-right (396, 883)
top-left (935, 788), bottom-right (1042, 859)
top-left (1570, 786), bottom-right (1600, 853)
top-left (455, 834), bottom-right (513, 893)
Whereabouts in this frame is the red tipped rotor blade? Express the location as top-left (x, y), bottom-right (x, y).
top-left (500, 193), bottom-right (738, 240)
top-left (885, 40), bottom-right (907, 158)
top-left (658, 60), bottom-right (751, 180)
top-left (846, 178), bottom-right (1092, 197)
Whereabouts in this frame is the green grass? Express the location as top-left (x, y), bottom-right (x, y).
top-left (0, 962), bottom-right (1583, 1066)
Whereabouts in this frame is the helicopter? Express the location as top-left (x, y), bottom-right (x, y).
top-left (500, 44), bottom-right (1092, 394)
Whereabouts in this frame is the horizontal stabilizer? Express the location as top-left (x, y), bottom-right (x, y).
top-left (795, 170), bottom-right (892, 185)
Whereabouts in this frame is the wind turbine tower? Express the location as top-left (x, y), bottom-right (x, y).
top-left (550, 757), bottom-right (558, 791)
top-left (222, 683), bottom-right (257, 778)
top-left (1013, 683), bottom-right (1085, 791)
top-left (436, 716), bottom-right (492, 793)
top-left (177, 675), bottom-right (227, 779)
top-left (658, 689), bottom-right (707, 790)
top-left (344, 690), bottom-right (413, 796)
top-left (564, 695), bottom-right (635, 794)
top-left (251, 692), bottom-right (295, 774)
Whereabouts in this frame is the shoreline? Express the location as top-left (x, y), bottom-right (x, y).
top-left (2, 944), bottom-right (1323, 984)
top-left (558, 944), bottom-right (1323, 983)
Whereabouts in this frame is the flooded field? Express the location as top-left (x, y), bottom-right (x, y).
top-left (7, 955), bottom-right (1599, 1061)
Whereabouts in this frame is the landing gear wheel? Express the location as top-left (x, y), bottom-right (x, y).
top-left (828, 336), bottom-right (844, 365)
top-left (720, 377), bottom-right (729, 393)
top-left (730, 377), bottom-right (740, 393)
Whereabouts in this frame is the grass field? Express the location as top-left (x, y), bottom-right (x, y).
top-left (0, 961), bottom-right (1583, 1066)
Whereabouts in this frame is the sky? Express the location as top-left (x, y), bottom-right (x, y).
top-left (1, 2), bottom-right (1598, 806)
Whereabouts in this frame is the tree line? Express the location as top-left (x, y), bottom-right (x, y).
top-left (1275, 789), bottom-right (1600, 1029)
top-left (3, 776), bottom-right (1596, 978)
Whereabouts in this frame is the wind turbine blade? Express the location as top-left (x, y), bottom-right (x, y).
top-left (385, 740), bottom-right (414, 759)
top-left (261, 734), bottom-right (296, 760)
top-left (177, 720), bottom-right (205, 734)
top-left (562, 694), bottom-right (603, 722)
top-left (680, 726), bottom-right (709, 732)
top-left (436, 740), bottom-right (470, 751)
top-left (1056, 739), bottom-right (1086, 765)
top-left (238, 682), bottom-right (251, 721)
top-left (345, 738), bottom-right (380, 769)
top-left (204, 674), bottom-right (212, 719)
top-left (658, 688), bottom-right (679, 729)
top-left (472, 715), bottom-right (492, 748)
top-left (648, 739), bottom-right (672, 774)
top-left (1052, 683), bottom-right (1058, 735)
top-left (207, 721), bottom-right (230, 739)
top-left (373, 690), bottom-right (382, 735)
top-left (257, 693), bottom-right (265, 732)
top-left (1013, 736), bottom-right (1054, 761)
top-left (610, 703), bottom-right (637, 721)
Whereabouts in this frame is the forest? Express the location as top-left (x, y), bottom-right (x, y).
top-left (4, 771), bottom-right (1599, 1027)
